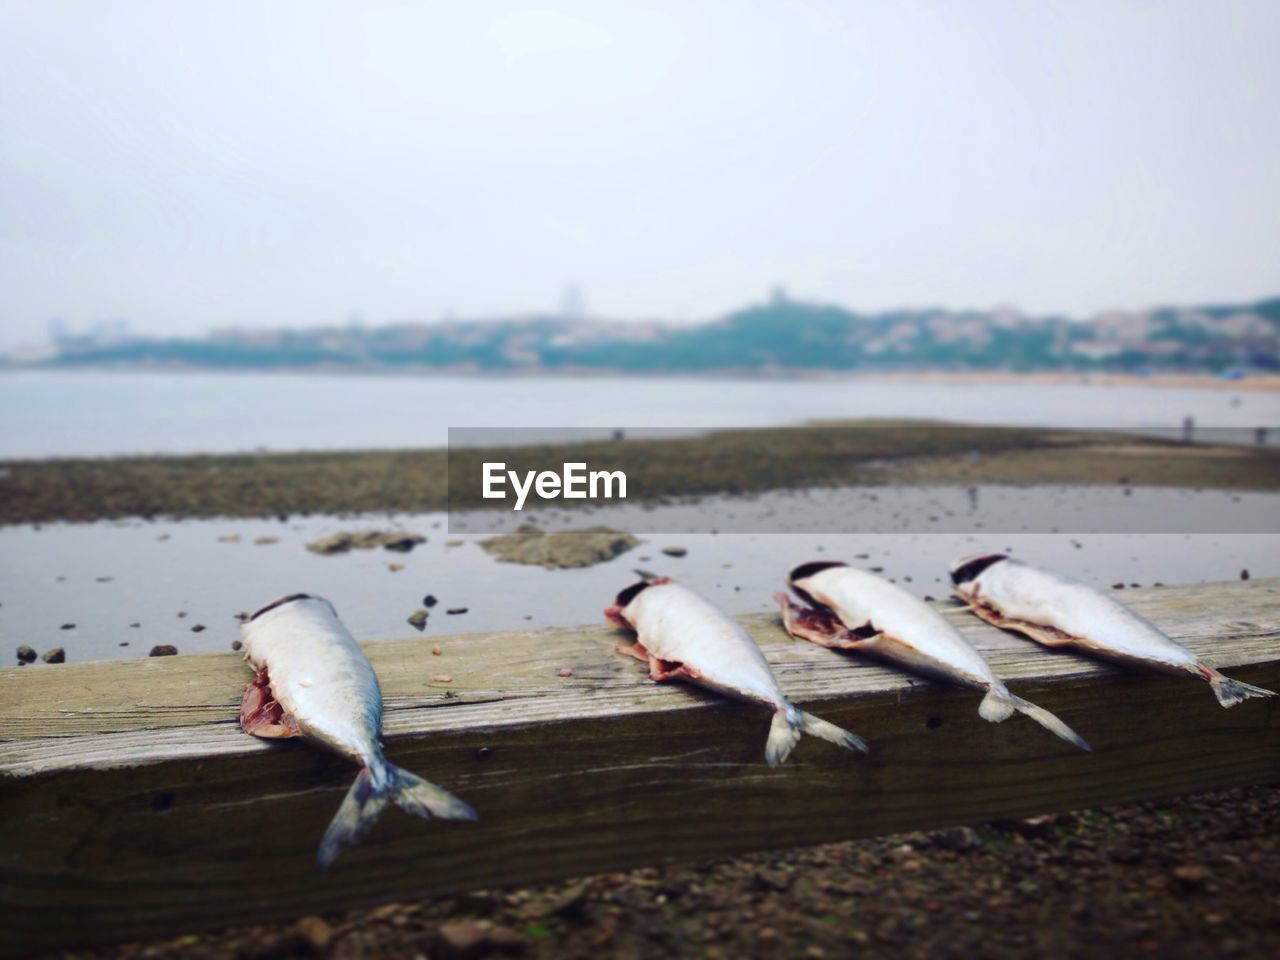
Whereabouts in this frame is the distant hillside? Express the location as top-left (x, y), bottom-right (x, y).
top-left (17, 294), bottom-right (1280, 374)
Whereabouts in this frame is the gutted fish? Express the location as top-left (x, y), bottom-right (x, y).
top-left (777, 561), bottom-right (1090, 751)
top-left (239, 593), bottom-right (477, 868)
top-left (606, 577), bottom-right (868, 765)
top-left (950, 554), bottom-right (1276, 708)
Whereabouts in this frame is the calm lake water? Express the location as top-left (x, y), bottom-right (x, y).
top-left (1, 370), bottom-right (1277, 458)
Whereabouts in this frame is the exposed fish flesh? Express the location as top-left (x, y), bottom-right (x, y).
top-left (239, 593), bottom-right (477, 867)
top-left (605, 577), bottom-right (869, 764)
top-left (777, 562), bottom-right (1090, 751)
top-left (950, 554), bottom-right (1276, 708)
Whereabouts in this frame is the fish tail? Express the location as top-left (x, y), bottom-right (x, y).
top-left (1208, 671), bottom-right (1277, 708)
top-left (316, 759), bottom-right (476, 869)
top-left (766, 705), bottom-right (869, 766)
top-left (765, 709), bottom-right (803, 766)
top-left (1001, 690), bottom-right (1092, 752)
top-left (383, 761), bottom-right (479, 823)
top-left (317, 765), bottom-right (388, 869)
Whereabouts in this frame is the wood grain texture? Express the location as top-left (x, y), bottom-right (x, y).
top-left (1, 579), bottom-right (1277, 956)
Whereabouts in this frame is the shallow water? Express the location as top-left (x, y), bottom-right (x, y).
top-left (3, 485), bottom-right (1275, 665)
top-left (2, 370), bottom-right (1277, 458)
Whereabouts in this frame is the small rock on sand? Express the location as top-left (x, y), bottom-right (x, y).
top-left (253, 536), bottom-right (278, 546)
top-left (16, 644), bottom-right (36, 664)
top-left (407, 609), bottom-right (429, 632)
top-left (294, 916), bottom-right (334, 952)
top-left (481, 524), bottom-right (639, 570)
top-left (306, 529), bottom-right (426, 555)
top-left (59, 623), bottom-right (75, 630)
top-left (557, 666), bottom-right (574, 678)
top-left (447, 607), bottom-right (468, 615)
top-left (1241, 569), bottom-right (1251, 581)
top-left (431, 674), bottom-right (453, 684)
top-left (149, 645), bottom-right (178, 657)
top-left (191, 624), bottom-right (206, 633)
top-left (432, 644), bottom-right (442, 655)
top-left (42, 647), bottom-right (66, 664)
top-left (423, 594), bottom-right (438, 607)
top-left (231, 639), bottom-right (243, 651)
top-left (661, 545), bottom-right (688, 558)
top-left (387, 562), bottom-right (405, 572)
top-left (218, 534), bottom-right (240, 543)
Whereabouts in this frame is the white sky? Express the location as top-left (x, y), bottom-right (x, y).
top-left (1, 0), bottom-right (1278, 347)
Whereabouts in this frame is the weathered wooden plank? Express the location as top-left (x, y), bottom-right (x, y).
top-left (1, 579), bottom-right (1277, 956)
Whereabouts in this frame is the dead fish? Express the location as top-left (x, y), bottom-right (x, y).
top-left (778, 561), bottom-right (1090, 751)
top-left (239, 593), bottom-right (477, 868)
top-left (605, 577), bottom-right (868, 765)
top-left (950, 554), bottom-right (1276, 708)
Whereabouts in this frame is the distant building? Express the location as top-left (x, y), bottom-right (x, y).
top-left (560, 285), bottom-right (586, 320)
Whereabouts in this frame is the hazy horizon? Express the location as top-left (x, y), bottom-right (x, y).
top-left (3, 1), bottom-right (1279, 350)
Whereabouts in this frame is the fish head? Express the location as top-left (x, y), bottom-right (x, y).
top-left (605, 576), bottom-right (670, 626)
top-left (787, 560), bottom-right (847, 613)
top-left (948, 554), bottom-right (1009, 589)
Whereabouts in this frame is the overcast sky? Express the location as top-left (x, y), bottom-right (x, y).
top-left (1, 1), bottom-right (1278, 347)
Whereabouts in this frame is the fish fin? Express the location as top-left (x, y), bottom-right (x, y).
top-left (959, 599), bottom-right (1079, 649)
top-left (796, 710), bottom-right (870, 755)
top-left (765, 709), bottom-right (803, 766)
top-left (383, 762), bottom-right (479, 822)
top-left (1003, 691), bottom-right (1092, 752)
top-left (978, 688), bottom-right (1015, 722)
top-left (765, 706), bottom-right (869, 766)
top-left (317, 766), bottom-right (387, 869)
top-left (1207, 671), bottom-right (1277, 708)
top-left (774, 592), bottom-right (863, 649)
top-left (615, 641), bottom-right (650, 664)
top-left (317, 760), bottom-right (476, 869)
top-left (239, 668), bottom-right (299, 739)
top-left (648, 657), bottom-right (699, 682)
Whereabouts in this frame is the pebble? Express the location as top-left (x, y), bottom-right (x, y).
top-left (433, 919), bottom-right (492, 959)
top-left (432, 674), bottom-right (453, 684)
top-left (149, 645), bottom-right (179, 657)
top-left (387, 562), bottom-right (405, 572)
top-left (16, 644), bottom-right (36, 664)
top-left (42, 647), bottom-right (66, 664)
top-left (190, 624), bottom-right (205, 633)
top-left (60, 623), bottom-right (75, 630)
top-left (231, 639), bottom-right (243, 651)
top-left (557, 666), bottom-right (574, 678)
top-left (293, 916), bottom-right (334, 952)
top-left (447, 607), bottom-right (468, 615)
top-left (933, 826), bottom-right (978, 852)
top-left (432, 644), bottom-right (443, 655)
top-left (661, 546), bottom-right (688, 557)
top-left (1172, 864), bottom-right (1210, 886)
top-left (1241, 569), bottom-right (1250, 581)
top-left (407, 609), bottom-right (429, 632)
top-left (253, 536), bottom-right (278, 546)
top-left (423, 594), bottom-right (438, 607)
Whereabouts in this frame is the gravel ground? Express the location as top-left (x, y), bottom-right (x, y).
top-left (45, 784), bottom-right (1280, 960)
